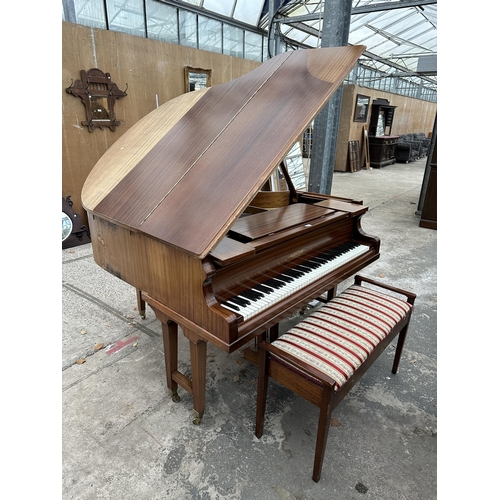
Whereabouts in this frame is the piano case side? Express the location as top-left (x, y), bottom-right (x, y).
top-left (87, 215), bottom-right (240, 349)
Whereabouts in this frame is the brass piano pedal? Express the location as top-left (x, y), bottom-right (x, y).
top-left (168, 389), bottom-right (181, 403)
top-left (192, 410), bottom-right (204, 425)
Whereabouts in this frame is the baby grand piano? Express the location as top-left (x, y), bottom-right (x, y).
top-left (81, 46), bottom-right (380, 424)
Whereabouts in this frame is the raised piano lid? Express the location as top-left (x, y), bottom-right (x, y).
top-left (81, 45), bottom-right (366, 259)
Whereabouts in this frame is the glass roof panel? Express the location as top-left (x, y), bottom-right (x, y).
top-left (233, 0), bottom-right (266, 26)
top-left (203, 0), bottom-right (235, 18)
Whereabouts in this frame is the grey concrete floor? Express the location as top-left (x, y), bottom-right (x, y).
top-left (62, 157), bottom-right (437, 499)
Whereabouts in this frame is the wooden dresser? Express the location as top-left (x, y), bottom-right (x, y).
top-left (368, 135), bottom-right (399, 168)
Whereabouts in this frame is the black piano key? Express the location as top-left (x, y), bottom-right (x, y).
top-left (240, 289), bottom-right (264, 301)
top-left (276, 272), bottom-right (296, 282)
top-left (222, 300), bottom-right (240, 311)
top-left (299, 261), bottom-right (320, 270)
top-left (309, 257), bottom-right (327, 265)
top-left (264, 278), bottom-right (286, 289)
top-left (315, 252), bottom-right (332, 261)
top-left (229, 296), bottom-right (252, 307)
top-left (282, 269), bottom-right (303, 278)
top-left (254, 284), bottom-right (274, 294)
top-left (295, 265), bottom-right (312, 273)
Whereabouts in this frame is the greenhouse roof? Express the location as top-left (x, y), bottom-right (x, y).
top-left (182, 0), bottom-right (437, 89)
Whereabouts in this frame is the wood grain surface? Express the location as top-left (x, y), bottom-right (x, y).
top-left (82, 46), bottom-right (366, 258)
top-left (229, 204), bottom-right (332, 241)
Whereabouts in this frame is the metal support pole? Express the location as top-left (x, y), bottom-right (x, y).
top-left (308, 0), bottom-right (353, 194)
top-left (268, 0), bottom-right (279, 58)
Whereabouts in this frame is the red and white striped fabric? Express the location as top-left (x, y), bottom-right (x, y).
top-left (271, 285), bottom-right (413, 391)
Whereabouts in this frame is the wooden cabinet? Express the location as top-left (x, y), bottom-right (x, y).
top-left (368, 135), bottom-right (399, 168)
top-left (368, 98), bottom-right (397, 137)
top-left (368, 98), bottom-right (398, 167)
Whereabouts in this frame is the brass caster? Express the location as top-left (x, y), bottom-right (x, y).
top-left (169, 390), bottom-right (181, 403)
top-left (192, 410), bottom-right (204, 425)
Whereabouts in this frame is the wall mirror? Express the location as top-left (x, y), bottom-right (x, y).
top-left (185, 67), bottom-right (212, 92)
top-left (353, 94), bottom-right (370, 122)
top-left (66, 68), bottom-right (127, 132)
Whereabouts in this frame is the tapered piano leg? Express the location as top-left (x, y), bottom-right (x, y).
top-left (148, 304), bottom-right (207, 423)
top-left (161, 320), bottom-right (180, 403)
top-left (136, 288), bottom-right (146, 319)
top-left (183, 328), bottom-right (207, 425)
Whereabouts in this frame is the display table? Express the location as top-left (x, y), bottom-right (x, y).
top-left (368, 135), bottom-right (399, 168)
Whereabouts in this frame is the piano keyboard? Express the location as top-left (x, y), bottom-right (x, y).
top-left (220, 242), bottom-right (369, 321)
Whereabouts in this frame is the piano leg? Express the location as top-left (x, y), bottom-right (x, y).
top-left (161, 320), bottom-right (181, 403)
top-left (184, 328), bottom-right (207, 425)
top-left (160, 322), bottom-right (207, 423)
top-left (136, 288), bottom-right (146, 319)
top-left (146, 301), bottom-right (208, 424)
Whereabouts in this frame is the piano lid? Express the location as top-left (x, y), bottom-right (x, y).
top-left (81, 46), bottom-right (366, 259)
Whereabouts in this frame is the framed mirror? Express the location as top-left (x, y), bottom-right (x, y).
top-left (376, 110), bottom-right (386, 136)
top-left (185, 67), bottom-right (212, 92)
top-left (353, 94), bottom-right (370, 122)
top-left (66, 68), bottom-right (127, 132)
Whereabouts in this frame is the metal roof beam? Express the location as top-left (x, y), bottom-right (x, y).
top-left (278, 0), bottom-right (437, 24)
top-left (352, 0), bottom-right (437, 15)
top-left (360, 49), bottom-right (436, 83)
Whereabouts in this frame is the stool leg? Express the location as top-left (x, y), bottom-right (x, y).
top-left (392, 323), bottom-right (409, 374)
top-left (255, 347), bottom-right (270, 438)
top-left (312, 385), bottom-right (334, 482)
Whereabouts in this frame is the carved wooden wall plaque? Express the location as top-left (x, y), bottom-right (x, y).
top-left (66, 68), bottom-right (127, 132)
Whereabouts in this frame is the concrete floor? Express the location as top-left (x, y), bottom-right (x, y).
top-left (62, 157), bottom-right (437, 499)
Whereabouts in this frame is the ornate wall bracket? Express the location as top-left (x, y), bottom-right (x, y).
top-left (66, 68), bottom-right (127, 132)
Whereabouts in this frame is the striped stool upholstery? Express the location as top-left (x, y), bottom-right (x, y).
top-left (255, 275), bottom-right (416, 483)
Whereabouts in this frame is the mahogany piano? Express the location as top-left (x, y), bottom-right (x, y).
top-left (81, 45), bottom-right (380, 424)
